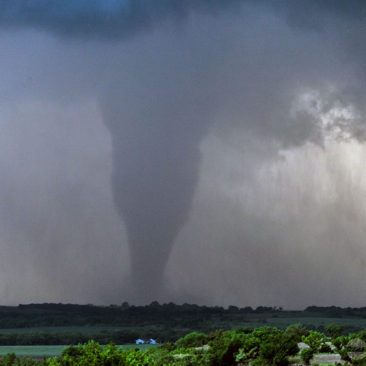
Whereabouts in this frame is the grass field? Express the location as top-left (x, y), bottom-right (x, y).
top-left (234, 315), bottom-right (366, 329)
top-left (1, 316), bottom-right (365, 335)
top-left (0, 344), bottom-right (157, 357)
top-left (0, 326), bottom-right (130, 334)
top-left (1, 314), bottom-right (365, 340)
top-left (0, 346), bottom-right (67, 357)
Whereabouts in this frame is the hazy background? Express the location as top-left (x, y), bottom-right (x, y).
top-left (0, 0), bottom-right (366, 308)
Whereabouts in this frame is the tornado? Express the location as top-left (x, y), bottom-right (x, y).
top-left (101, 82), bottom-right (212, 300)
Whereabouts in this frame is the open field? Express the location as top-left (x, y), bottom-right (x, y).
top-left (0, 344), bottom-right (157, 357)
top-left (1, 315), bottom-right (365, 335)
top-left (0, 326), bottom-right (130, 334)
top-left (233, 315), bottom-right (366, 330)
top-left (0, 345), bottom-right (66, 357)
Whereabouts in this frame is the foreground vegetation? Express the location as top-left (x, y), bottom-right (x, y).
top-left (1, 325), bottom-right (366, 365)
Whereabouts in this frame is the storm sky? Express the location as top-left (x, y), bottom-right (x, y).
top-left (1, 0), bottom-right (366, 308)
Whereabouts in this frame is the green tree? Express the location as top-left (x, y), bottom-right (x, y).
top-left (302, 330), bottom-right (327, 352)
top-left (285, 324), bottom-right (309, 342)
top-left (300, 347), bottom-right (315, 365)
top-left (175, 332), bottom-right (208, 348)
top-left (325, 324), bottom-right (343, 339)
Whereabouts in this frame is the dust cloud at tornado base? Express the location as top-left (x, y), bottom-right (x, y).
top-left (0, 1), bottom-right (366, 307)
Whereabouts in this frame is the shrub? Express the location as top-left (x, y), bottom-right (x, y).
top-left (351, 352), bottom-right (366, 366)
top-left (319, 343), bottom-right (332, 353)
top-left (257, 330), bottom-right (298, 366)
top-left (285, 324), bottom-right (309, 342)
top-left (300, 348), bottom-right (315, 365)
top-left (338, 347), bottom-right (351, 362)
top-left (302, 331), bottom-right (327, 352)
top-left (0, 353), bottom-right (16, 366)
top-left (300, 347), bottom-right (315, 365)
top-left (326, 324), bottom-right (343, 339)
top-left (332, 335), bottom-right (349, 351)
top-left (175, 332), bottom-right (208, 348)
top-left (0, 354), bottom-right (46, 366)
top-left (207, 330), bottom-right (244, 365)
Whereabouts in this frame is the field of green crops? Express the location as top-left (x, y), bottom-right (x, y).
top-left (0, 326), bottom-right (129, 334)
top-left (235, 315), bottom-right (366, 329)
top-left (1, 315), bottom-right (366, 336)
top-left (0, 345), bottom-right (67, 357)
top-left (1, 314), bottom-right (366, 344)
top-left (0, 344), bottom-right (157, 357)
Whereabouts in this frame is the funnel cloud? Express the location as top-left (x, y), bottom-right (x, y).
top-left (0, 0), bottom-right (366, 307)
top-left (102, 80), bottom-right (212, 300)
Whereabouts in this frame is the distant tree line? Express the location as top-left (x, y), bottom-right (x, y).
top-left (0, 302), bottom-right (283, 329)
top-left (1, 302), bottom-right (364, 329)
top-left (0, 303), bottom-right (365, 345)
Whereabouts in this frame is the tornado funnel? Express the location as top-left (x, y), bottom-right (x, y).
top-left (102, 83), bottom-right (212, 301)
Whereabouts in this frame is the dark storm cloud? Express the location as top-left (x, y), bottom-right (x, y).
top-left (1, 0), bottom-right (366, 307)
top-left (1, 0), bottom-right (366, 40)
top-left (274, 0), bottom-right (366, 29)
top-left (0, 0), bottom-right (242, 39)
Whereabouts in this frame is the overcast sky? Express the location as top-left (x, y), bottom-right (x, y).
top-left (0, 0), bottom-right (366, 308)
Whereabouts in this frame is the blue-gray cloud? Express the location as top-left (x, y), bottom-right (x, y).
top-left (0, 0), bottom-right (242, 39)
